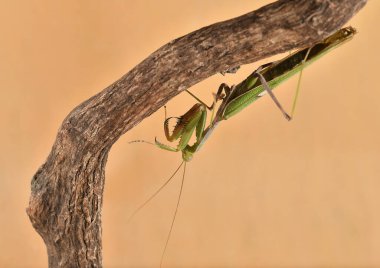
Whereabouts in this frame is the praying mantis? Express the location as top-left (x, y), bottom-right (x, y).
top-left (130, 26), bottom-right (356, 267)
top-left (154, 26), bottom-right (356, 161)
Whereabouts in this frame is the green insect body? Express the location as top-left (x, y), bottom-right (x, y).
top-left (222, 26), bottom-right (356, 120)
top-left (130, 26), bottom-right (357, 267)
top-left (155, 27), bottom-right (356, 163)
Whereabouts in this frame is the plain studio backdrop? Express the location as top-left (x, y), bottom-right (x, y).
top-left (1, 1), bottom-right (379, 267)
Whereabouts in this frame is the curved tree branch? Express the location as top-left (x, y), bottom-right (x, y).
top-left (27, 0), bottom-right (366, 267)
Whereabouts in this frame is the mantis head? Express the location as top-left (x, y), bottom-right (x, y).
top-left (182, 150), bottom-right (193, 162)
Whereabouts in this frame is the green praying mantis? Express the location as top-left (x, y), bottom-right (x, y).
top-left (130, 26), bottom-right (356, 267)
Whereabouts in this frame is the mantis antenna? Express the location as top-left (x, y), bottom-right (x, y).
top-left (126, 161), bottom-right (184, 223)
top-left (160, 162), bottom-right (187, 267)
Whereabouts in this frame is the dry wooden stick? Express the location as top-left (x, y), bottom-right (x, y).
top-left (26, 0), bottom-right (367, 267)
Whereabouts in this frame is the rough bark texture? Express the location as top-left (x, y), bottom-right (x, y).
top-left (26, 0), bottom-right (366, 267)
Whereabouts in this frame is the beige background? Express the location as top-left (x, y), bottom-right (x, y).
top-left (1, 1), bottom-right (379, 267)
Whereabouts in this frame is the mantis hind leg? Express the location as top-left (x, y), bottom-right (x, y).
top-left (255, 71), bottom-right (292, 121)
top-left (290, 47), bottom-right (312, 118)
top-left (255, 47), bottom-right (312, 121)
top-left (255, 47), bottom-right (311, 121)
